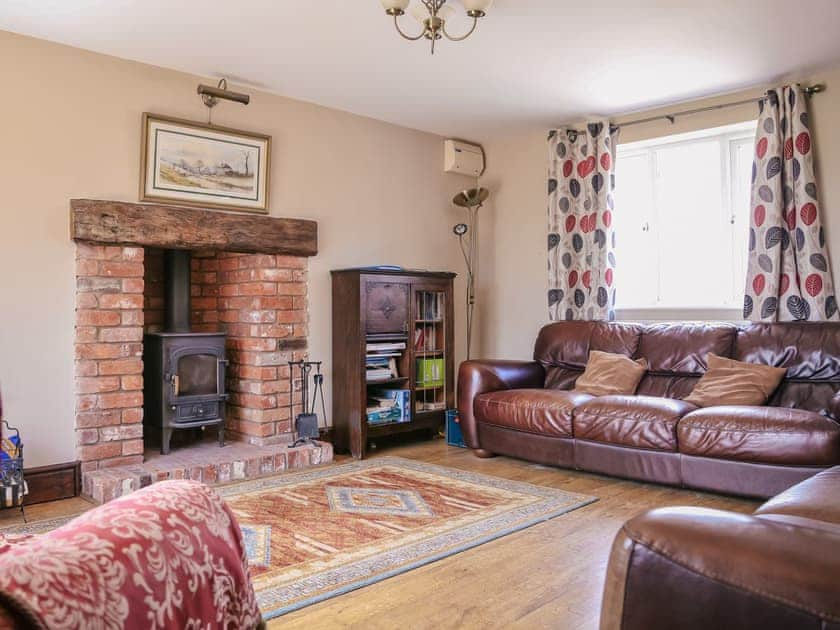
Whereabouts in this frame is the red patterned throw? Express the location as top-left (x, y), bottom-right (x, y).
top-left (0, 481), bottom-right (262, 629)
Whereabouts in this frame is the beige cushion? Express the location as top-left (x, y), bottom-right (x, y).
top-left (684, 353), bottom-right (787, 407)
top-left (574, 351), bottom-right (648, 397)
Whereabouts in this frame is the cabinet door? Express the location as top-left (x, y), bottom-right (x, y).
top-left (364, 280), bottom-right (409, 334)
top-left (410, 280), bottom-right (454, 415)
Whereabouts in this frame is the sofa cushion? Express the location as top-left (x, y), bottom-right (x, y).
top-left (574, 395), bottom-right (698, 451)
top-left (678, 406), bottom-right (840, 465)
top-left (474, 389), bottom-right (591, 438)
top-left (574, 351), bottom-right (648, 397)
top-left (684, 353), bottom-right (787, 407)
top-left (755, 467), bottom-right (840, 527)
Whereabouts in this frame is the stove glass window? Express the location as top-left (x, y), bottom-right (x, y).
top-left (177, 354), bottom-right (218, 396)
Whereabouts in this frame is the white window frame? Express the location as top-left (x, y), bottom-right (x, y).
top-left (614, 121), bottom-right (757, 322)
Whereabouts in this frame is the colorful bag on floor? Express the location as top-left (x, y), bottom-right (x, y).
top-left (0, 393), bottom-right (27, 509)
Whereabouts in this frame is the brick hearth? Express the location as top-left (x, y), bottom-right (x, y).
top-left (70, 198), bottom-right (321, 495)
top-left (83, 440), bottom-right (333, 504)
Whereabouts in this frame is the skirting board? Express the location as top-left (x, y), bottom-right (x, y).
top-left (23, 461), bottom-right (81, 505)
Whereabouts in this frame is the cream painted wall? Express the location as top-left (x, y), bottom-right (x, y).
top-left (479, 64), bottom-right (840, 360)
top-left (0, 31), bottom-right (473, 467)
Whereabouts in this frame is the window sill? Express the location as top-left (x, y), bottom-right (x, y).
top-left (615, 307), bottom-right (745, 323)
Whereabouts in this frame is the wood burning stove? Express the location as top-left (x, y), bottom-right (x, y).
top-left (144, 250), bottom-right (228, 454)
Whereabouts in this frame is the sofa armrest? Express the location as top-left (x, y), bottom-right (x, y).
top-left (457, 360), bottom-right (545, 449)
top-left (600, 507), bottom-right (840, 630)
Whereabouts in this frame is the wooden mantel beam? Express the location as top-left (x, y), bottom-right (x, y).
top-left (70, 199), bottom-right (318, 257)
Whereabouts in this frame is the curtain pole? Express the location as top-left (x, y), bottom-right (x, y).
top-left (563, 84), bottom-right (826, 134)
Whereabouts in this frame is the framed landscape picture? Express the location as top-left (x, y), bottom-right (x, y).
top-left (140, 113), bottom-right (271, 213)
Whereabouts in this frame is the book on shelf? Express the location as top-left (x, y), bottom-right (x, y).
top-left (418, 401), bottom-right (446, 412)
top-left (416, 357), bottom-right (444, 388)
top-left (368, 388), bottom-right (411, 423)
top-left (366, 406), bottom-right (402, 424)
top-left (416, 291), bottom-right (444, 321)
top-left (366, 356), bottom-right (399, 382)
top-left (366, 341), bottom-right (406, 353)
top-left (413, 325), bottom-right (437, 351)
top-left (366, 369), bottom-right (393, 382)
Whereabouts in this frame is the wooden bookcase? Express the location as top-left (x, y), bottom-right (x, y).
top-left (331, 269), bottom-right (456, 459)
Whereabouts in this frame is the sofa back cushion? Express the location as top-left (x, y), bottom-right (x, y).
top-left (536, 321), bottom-right (737, 399)
top-left (534, 322), bottom-right (641, 390)
top-left (534, 321), bottom-right (840, 412)
top-left (634, 323), bottom-right (738, 399)
top-left (734, 323), bottom-right (840, 414)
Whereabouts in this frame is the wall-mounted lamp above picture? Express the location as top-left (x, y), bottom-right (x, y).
top-left (197, 78), bottom-right (250, 123)
top-left (380, 0), bottom-right (494, 55)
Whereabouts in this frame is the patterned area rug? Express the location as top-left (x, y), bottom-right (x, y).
top-left (1, 456), bottom-right (596, 620)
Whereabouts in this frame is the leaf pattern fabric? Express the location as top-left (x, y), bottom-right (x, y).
top-left (744, 85), bottom-right (838, 322)
top-left (548, 123), bottom-right (619, 321)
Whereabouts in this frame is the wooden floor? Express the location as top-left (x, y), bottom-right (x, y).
top-left (1, 438), bottom-right (759, 629)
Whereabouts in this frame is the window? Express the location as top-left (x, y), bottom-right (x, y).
top-left (614, 121), bottom-right (757, 316)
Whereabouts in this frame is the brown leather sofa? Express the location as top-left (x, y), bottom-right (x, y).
top-left (600, 466), bottom-right (840, 629)
top-left (458, 321), bottom-right (840, 498)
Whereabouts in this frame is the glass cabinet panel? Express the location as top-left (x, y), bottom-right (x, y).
top-left (413, 289), bottom-right (447, 414)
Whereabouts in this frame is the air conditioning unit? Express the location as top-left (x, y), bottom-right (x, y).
top-left (444, 140), bottom-right (485, 177)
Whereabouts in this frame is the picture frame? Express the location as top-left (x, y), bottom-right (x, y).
top-left (140, 113), bottom-right (271, 214)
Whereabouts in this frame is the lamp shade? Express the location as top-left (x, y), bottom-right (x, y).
top-left (438, 4), bottom-right (456, 20)
top-left (453, 188), bottom-right (490, 208)
top-left (380, 0), bottom-right (410, 11)
top-left (462, 0), bottom-right (494, 12)
top-left (409, 2), bottom-right (429, 21)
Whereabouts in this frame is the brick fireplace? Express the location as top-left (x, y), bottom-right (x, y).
top-left (71, 199), bottom-right (320, 485)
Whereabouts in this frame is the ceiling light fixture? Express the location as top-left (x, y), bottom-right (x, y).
top-left (380, 0), bottom-right (493, 55)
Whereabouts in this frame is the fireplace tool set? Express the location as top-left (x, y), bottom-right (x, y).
top-left (288, 360), bottom-right (327, 447)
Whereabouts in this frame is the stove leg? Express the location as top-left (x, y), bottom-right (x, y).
top-left (162, 427), bottom-right (173, 455)
top-left (218, 424), bottom-right (225, 448)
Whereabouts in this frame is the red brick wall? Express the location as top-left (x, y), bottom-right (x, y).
top-left (75, 244), bottom-right (145, 472)
top-left (75, 245), bottom-right (309, 471)
top-left (216, 252), bottom-right (308, 445)
top-left (143, 247), bottom-right (165, 333)
top-left (191, 251), bottom-right (221, 332)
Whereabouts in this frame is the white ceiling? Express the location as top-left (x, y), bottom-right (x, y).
top-left (3, 0), bottom-right (840, 140)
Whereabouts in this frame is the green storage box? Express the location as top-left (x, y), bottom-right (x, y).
top-left (416, 358), bottom-right (444, 387)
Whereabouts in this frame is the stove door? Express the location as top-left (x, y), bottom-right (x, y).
top-left (176, 353), bottom-right (219, 396)
top-left (167, 345), bottom-right (226, 402)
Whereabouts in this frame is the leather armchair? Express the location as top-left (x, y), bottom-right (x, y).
top-left (457, 360), bottom-right (544, 450)
top-left (600, 468), bottom-right (840, 629)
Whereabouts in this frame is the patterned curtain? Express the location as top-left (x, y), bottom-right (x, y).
top-left (744, 85), bottom-right (838, 321)
top-left (547, 123), bottom-right (619, 321)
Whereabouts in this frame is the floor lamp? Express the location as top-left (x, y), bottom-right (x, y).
top-left (452, 187), bottom-right (489, 360)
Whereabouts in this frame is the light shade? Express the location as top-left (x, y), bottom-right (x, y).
top-left (462, 0), bottom-right (494, 12)
top-left (380, 0), bottom-right (410, 11)
top-left (453, 188), bottom-right (490, 208)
